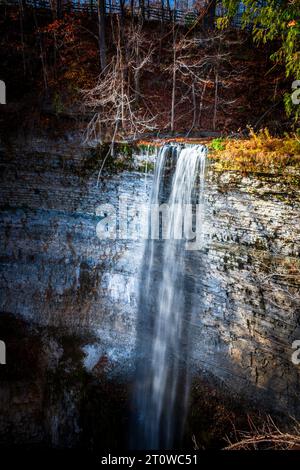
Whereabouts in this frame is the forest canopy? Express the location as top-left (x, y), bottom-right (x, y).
top-left (0, 0), bottom-right (299, 137)
top-left (218, 0), bottom-right (300, 119)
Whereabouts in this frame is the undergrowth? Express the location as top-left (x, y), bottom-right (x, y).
top-left (209, 128), bottom-right (300, 173)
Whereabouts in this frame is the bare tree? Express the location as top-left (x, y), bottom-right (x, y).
top-left (82, 19), bottom-right (156, 144)
top-left (169, 31), bottom-right (246, 133)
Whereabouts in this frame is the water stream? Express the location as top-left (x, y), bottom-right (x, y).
top-left (133, 143), bottom-right (207, 449)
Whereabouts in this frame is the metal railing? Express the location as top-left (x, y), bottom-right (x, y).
top-left (1, 0), bottom-right (200, 25)
top-left (0, 0), bottom-right (247, 29)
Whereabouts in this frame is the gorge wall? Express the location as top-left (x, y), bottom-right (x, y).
top-left (0, 137), bottom-right (300, 446)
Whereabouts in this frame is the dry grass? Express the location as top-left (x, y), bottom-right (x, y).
top-left (209, 129), bottom-right (300, 173)
top-left (224, 415), bottom-right (300, 450)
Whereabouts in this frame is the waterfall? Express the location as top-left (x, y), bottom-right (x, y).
top-left (132, 143), bottom-right (207, 449)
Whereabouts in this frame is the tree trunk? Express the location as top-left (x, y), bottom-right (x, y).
top-left (161, 0), bottom-right (165, 23)
top-left (140, 0), bottom-right (145, 21)
top-left (134, 40), bottom-right (140, 105)
top-left (204, 0), bottom-right (216, 28)
top-left (187, 82), bottom-right (196, 136)
top-left (166, 0), bottom-right (171, 21)
top-left (97, 0), bottom-right (107, 71)
top-left (120, 0), bottom-right (125, 19)
top-left (213, 70), bottom-right (218, 131)
top-left (57, 0), bottom-right (62, 18)
top-left (170, 29), bottom-right (176, 133)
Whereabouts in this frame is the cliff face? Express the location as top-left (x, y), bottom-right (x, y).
top-left (0, 138), bottom-right (300, 444)
top-left (191, 168), bottom-right (300, 414)
top-left (0, 137), bottom-right (148, 377)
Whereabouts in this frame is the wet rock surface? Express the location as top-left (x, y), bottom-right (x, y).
top-left (0, 138), bottom-right (300, 447)
top-left (190, 167), bottom-right (300, 415)
top-left (0, 138), bottom-right (150, 376)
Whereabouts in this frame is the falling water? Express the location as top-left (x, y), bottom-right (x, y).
top-left (132, 143), bottom-right (207, 449)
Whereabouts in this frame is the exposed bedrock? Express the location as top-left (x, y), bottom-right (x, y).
top-left (0, 138), bottom-right (300, 425)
